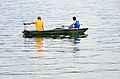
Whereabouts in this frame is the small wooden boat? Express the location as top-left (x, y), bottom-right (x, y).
top-left (22, 28), bottom-right (88, 38)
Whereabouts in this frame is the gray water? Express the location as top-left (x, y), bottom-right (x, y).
top-left (0, 0), bottom-right (120, 79)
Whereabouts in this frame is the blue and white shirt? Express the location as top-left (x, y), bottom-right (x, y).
top-left (73, 20), bottom-right (80, 29)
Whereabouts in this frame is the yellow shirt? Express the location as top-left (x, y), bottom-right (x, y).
top-left (33, 20), bottom-right (44, 31)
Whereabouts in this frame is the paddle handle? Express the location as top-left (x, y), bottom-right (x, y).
top-left (23, 23), bottom-right (31, 25)
top-left (23, 22), bottom-right (31, 30)
top-left (23, 23), bottom-right (28, 31)
top-left (24, 25), bottom-right (26, 31)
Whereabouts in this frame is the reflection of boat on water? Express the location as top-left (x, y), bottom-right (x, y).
top-left (23, 34), bottom-right (87, 58)
top-left (22, 28), bottom-right (88, 38)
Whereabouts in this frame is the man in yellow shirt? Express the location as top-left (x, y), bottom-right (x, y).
top-left (23, 16), bottom-right (44, 31)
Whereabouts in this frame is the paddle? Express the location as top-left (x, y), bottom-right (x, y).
top-left (14, 22), bottom-right (31, 36)
top-left (23, 23), bottom-right (30, 31)
top-left (15, 23), bottom-right (26, 36)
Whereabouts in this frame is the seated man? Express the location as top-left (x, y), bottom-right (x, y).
top-left (62, 16), bottom-right (80, 29)
top-left (70, 16), bottom-right (80, 29)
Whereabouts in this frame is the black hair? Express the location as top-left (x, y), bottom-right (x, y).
top-left (37, 16), bottom-right (41, 20)
top-left (73, 16), bottom-right (76, 21)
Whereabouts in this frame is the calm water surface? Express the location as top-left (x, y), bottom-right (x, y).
top-left (0, 0), bottom-right (120, 79)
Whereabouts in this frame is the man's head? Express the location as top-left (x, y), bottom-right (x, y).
top-left (37, 16), bottom-right (41, 20)
top-left (73, 16), bottom-right (76, 21)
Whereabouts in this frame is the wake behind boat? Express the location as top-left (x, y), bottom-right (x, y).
top-left (22, 28), bottom-right (88, 38)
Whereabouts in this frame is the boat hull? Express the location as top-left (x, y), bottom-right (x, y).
top-left (22, 28), bottom-right (88, 38)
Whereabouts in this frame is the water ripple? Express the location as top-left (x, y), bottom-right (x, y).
top-left (0, 0), bottom-right (120, 79)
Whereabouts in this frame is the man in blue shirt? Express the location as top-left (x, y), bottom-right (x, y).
top-left (61, 16), bottom-right (80, 29)
top-left (70, 16), bottom-right (80, 29)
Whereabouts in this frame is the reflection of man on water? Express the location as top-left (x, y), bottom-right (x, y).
top-left (35, 38), bottom-right (44, 52)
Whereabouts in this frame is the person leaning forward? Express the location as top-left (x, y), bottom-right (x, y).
top-left (23, 16), bottom-right (44, 31)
